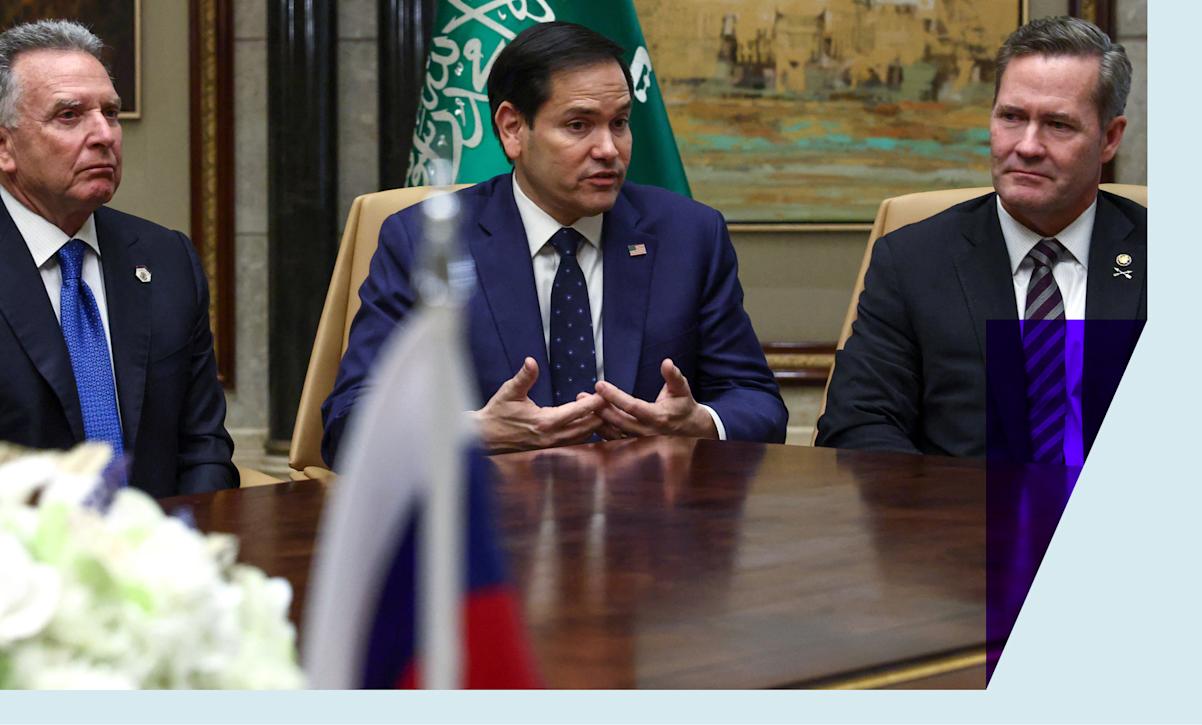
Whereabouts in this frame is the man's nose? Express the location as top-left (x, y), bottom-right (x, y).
top-left (1014, 122), bottom-right (1045, 158)
top-left (592, 129), bottom-right (619, 160)
top-left (86, 112), bottom-right (118, 146)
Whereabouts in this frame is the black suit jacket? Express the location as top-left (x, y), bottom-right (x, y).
top-left (816, 190), bottom-right (1146, 461)
top-left (0, 201), bottom-right (237, 497)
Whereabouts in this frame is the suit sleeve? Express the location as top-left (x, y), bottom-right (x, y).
top-left (691, 210), bottom-right (788, 443)
top-left (816, 234), bottom-right (923, 454)
top-left (320, 213), bottom-right (419, 468)
top-left (176, 232), bottom-right (239, 493)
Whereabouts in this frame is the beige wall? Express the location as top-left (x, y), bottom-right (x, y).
top-left (108, 0), bottom-right (191, 234)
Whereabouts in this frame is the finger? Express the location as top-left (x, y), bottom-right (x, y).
top-left (597, 401), bottom-right (655, 437)
top-left (597, 422), bottom-right (626, 440)
top-left (541, 392), bottom-right (607, 429)
top-left (549, 411), bottom-right (604, 446)
top-left (496, 357), bottom-right (539, 400)
top-left (595, 380), bottom-right (661, 426)
top-left (660, 358), bottom-right (691, 398)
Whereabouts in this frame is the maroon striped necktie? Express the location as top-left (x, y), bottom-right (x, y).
top-left (1023, 238), bottom-right (1068, 464)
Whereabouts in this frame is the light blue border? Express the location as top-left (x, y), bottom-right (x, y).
top-left (4, 3), bottom-right (1195, 723)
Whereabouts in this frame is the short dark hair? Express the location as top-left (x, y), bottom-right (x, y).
top-left (487, 21), bottom-right (633, 140)
top-left (995, 15), bottom-right (1131, 125)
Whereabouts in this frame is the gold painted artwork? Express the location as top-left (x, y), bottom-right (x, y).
top-left (635, 0), bottom-right (1021, 222)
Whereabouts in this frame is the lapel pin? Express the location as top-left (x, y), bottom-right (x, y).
top-left (627, 243), bottom-right (647, 257)
top-left (135, 266), bottom-right (151, 283)
top-left (1112, 267), bottom-right (1133, 279)
top-left (1115, 253), bottom-right (1132, 267)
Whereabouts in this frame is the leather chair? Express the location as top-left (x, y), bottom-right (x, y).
top-left (288, 185), bottom-right (471, 481)
top-left (813, 183), bottom-right (1148, 442)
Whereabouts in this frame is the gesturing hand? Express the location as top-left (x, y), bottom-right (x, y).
top-left (473, 357), bottom-right (607, 452)
top-left (593, 359), bottom-right (718, 440)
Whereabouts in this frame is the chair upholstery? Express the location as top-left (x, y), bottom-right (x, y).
top-left (288, 184), bottom-right (471, 481)
top-left (813, 183), bottom-right (1148, 442)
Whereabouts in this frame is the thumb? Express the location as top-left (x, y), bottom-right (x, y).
top-left (660, 358), bottom-right (691, 398)
top-left (499, 357), bottom-right (539, 400)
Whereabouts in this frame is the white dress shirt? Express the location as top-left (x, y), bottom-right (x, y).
top-left (997, 197), bottom-right (1094, 466)
top-left (510, 175), bottom-right (726, 438)
top-left (1, 186), bottom-right (121, 407)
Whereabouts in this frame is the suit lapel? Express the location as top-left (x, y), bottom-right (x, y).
top-left (1085, 192), bottom-right (1143, 320)
top-left (95, 209), bottom-right (150, 451)
top-left (600, 192), bottom-right (655, 395)
top-left (951, 196), bottom-right (1029, 460)
top-left (471, 177), bottom-right (553, 405)
top-left (1082, 192), bottom-right (1146, 453)
top-left (0, 202), bottom-right (85, 439)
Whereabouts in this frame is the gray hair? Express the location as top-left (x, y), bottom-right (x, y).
top-left (995, 15), bottom-right (1132, 125)
top-left (0, 19), bottom-right (106, 127)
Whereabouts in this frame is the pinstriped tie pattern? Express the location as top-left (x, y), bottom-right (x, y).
top-left (58, 240), bottom-right (125, 463)
top-left (548, 227), bottom-right (597, 406)
top-left (1023, 238), bottom-right (1067, 464)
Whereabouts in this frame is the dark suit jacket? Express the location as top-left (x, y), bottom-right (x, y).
top-left (0, 201), bottom-right (237, 497)
top-left (816, 190), bottom-right (1146, 461)
top-left (322, 174), bottom-right (787, 466)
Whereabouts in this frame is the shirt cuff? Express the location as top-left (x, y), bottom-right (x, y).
top-left (699, 404), bottom-right (726, 441)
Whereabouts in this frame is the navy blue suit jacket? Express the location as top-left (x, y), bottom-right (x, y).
top-left (0, 201), bottom-right (237, 497)
top-left (322, 175), bottom-right (787, 466)
top-left (816, 190), bottom-right (1146, 461)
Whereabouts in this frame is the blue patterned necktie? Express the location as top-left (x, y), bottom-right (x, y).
top-left (547, 227), bottom-right (597, 406)
top-left (1023, 238), bottom-right (1067, 464)
top-left (57, 239), bottom-right (124, 460)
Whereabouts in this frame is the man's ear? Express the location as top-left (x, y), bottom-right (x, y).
top-left (1100, 114), bottom-right (1127, 164)
top-left (494, 101), bottom-right (527, 161)
top-left (0, 127), bottom-right (16, 174)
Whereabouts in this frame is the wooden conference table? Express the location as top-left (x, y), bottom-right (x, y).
top-left (163, 438), bottom-right (987, 689)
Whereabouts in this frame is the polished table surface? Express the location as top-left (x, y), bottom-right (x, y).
top-left (163, 438), bottom-right (986, 689)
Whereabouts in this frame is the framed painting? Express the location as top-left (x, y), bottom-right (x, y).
top-left (0, 0), bottom-right (142, 119)
top-left (636, 0), bottom-right (1027, 225)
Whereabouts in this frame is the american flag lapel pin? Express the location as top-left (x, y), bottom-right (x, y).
top-left (627, 243), bottom-right (647, 257)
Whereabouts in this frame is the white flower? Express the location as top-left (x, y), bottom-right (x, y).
top-left (0, 447), bottom-right (303, 689)
top-left (0, 532), bottom-right (61, 646)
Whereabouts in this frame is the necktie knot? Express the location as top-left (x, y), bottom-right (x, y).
top-left (1027, 238), bottom-right (1065, 271)
top-left (549, 227), bottom-right (584, 258)
top-left (57, 239), bottom-right (88, 282)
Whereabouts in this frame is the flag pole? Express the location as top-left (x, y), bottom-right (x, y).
top-left (415, 162), bottom-right (468, 688)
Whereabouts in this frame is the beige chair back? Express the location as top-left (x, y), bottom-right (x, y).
top-left (288, 185), bottom-right (471, 479)
top-left (814, 183), bottom-right (1148, 443)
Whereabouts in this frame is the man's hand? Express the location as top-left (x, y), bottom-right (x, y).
top-left (473, 357), bottom-right (607, 452)
top-left (594, 359), bottom-right (718, 440)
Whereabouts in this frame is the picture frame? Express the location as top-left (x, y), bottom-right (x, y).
top-left (638, 0), bottom-right (1029, 227)
top-left (0, 0), bottom-right (142, 119)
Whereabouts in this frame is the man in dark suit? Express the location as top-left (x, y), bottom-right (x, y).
top-left (0, 20), bottom-right (236, 496)
top-left (817, 16), bottom-right (1144, 464)
top-left (323, 22), bottom-right (786, 464)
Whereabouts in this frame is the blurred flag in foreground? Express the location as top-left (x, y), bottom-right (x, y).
top-left (303, 188), bottom-right (539, 689)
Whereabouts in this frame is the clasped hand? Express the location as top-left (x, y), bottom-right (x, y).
top-left (473, 357), bottom-right (717, 452)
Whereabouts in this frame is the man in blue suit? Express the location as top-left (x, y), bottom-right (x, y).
top-left (0, 20), bottom-right (236, 496)
top-left (323, 22), bottom-right (786, 463)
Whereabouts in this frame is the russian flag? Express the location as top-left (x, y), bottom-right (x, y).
top-left (303, 297), bottom-right (540, 688)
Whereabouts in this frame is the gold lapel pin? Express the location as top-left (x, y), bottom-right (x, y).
top-left (135, 266), bottom-right (151, 283)
top-left (1115, 253), bottom-right (1132, 267)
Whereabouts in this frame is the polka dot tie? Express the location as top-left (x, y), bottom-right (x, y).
top-left (57, 239), bottom-right (124, 462)
top-left (547, 228), bottom-right (597, 406)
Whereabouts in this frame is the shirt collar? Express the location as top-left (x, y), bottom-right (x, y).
top-left (0, 185), bottom-right (100, 268)
top-left (511, 173), bottom-right (604, 258)
top-left (997, 195), bottom-right (1095, 275)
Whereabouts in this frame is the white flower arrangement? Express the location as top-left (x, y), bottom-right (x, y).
top-left (0, 443), bottom-right (303, 689)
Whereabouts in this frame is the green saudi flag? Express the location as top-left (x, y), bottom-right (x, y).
top-left (404, 0), bottom-right (691, 197)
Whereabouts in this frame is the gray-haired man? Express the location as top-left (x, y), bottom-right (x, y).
top-left (0, 19), bottom-right (237, 495)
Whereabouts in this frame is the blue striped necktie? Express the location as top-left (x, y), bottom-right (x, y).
top-left (57, 239), bottom-right (124, 460)
top-left (1023, 238), bottom-right (1068, 464)
top-left (547, 227), bottom-right (597, 406)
